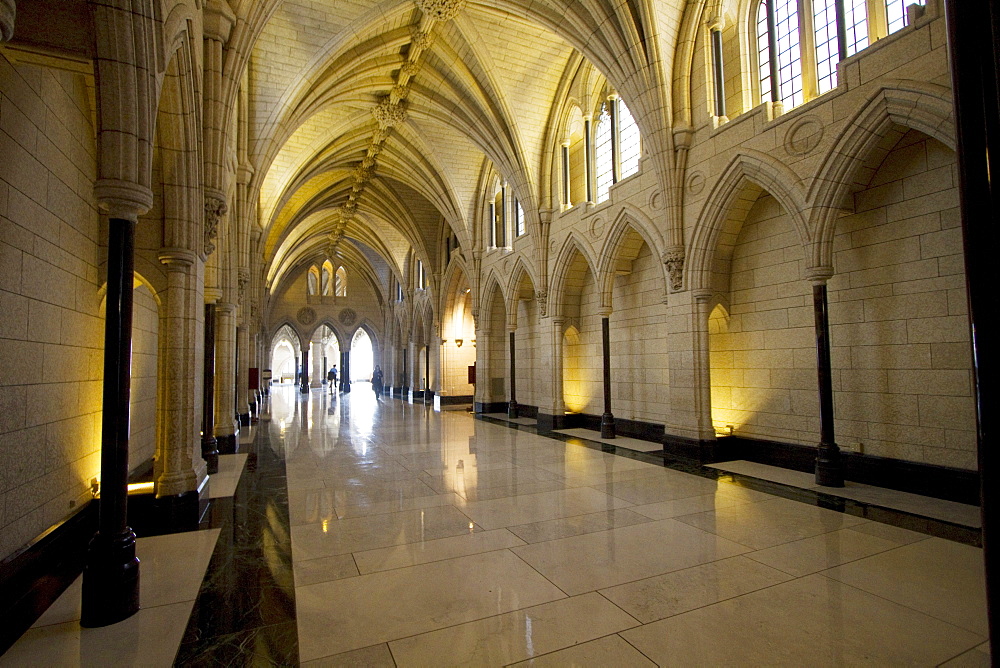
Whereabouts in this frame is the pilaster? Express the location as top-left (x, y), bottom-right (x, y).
top-left (214, 302), bottom-right (238, 452)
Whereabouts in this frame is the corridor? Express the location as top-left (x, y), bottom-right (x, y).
top-left (3, 385), bottom-right (989, 666)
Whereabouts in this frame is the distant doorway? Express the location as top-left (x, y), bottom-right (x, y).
top-left (351, 328), bottom-right (374, 382)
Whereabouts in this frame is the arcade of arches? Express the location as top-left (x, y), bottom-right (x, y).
top-left (0, 0), bottom-right (994, 663)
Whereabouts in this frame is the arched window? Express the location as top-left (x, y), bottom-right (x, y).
top-left (321, 260), bottom-right (334, 296)
top-left (594, 103), bottom-right (614, 204)
top-left (335, 267), bottom-right (347, 297)
top-left (515, 199), bottom-right (525, 237)
top-left (307, 265), bottom-right (320, 295)
top-left (755, 0), bottom-right (924, 112)
top-left (619, 100), bottom-right (641, 179)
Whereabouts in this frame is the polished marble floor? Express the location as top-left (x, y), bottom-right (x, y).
top-left (1, 384), bottom-right (991, 666)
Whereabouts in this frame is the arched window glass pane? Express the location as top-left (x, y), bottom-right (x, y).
top-left (814, 0), bottom-right (839, 94)
top-left (774, 0), bottom-right (803, 108)
top-left (844, 0), bottom-right (869, 56)
top-left (594, 104), bottom-right (613, 203)
top-left (307, 266), bottom-right (319, 295)
top-left (886, 0), bottom-right (922, 34)
top-left (321, 260), bottom-right (333, 295)
top-left (335, 267), bottom-right (347, 296)
top-left (757, 1), bottom-right (772, 105)
top-left (619, 101), bottom-right (641, 179)
top-left (515, 200), bottom-right (525, 237)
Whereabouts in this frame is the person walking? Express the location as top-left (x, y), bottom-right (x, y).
top-left (328, 365), bottom-right (338, 392)
top-left (372, 365), bottom-right (384, 400)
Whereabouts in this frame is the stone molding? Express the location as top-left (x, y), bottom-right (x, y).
top-left (94, 179), bottom-right (154, 222)
top-left (204, 195), bottom-right (227, 257)
top-left (158, 248), bottom-right (197, 268)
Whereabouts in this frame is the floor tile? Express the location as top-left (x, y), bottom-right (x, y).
top-left (293, 553), bottom-right (360, 586)
top-left (507, 508), bottom-right (654, 544)
top-left (512, 519), bottom-right (751, 595)
top-left (621, 574), bottom-right (985, 666)
top-left (0, 601), bottom-right (194, 668)
top-left (674, 496), bottom-right (868, 549)
top-left (630, 486), bottom-right (771, 520)
top-left (554, 428), bottom-right (665, 453)
top-left (290, 504), bottom-right (477, 560)
top-left (746, 526), bottom-right (903, 576)
top-left (588, 473), bottom-right (725, 505)
top-left (300, 643), bottom-right (396, 667)
top-left (460, 487), bottom-right (631, 530)
top-left (823, 537), bottom-right (988, 635)
top-left (599, 555), bottom-right (792, 623)
top-left (353, 528), bottom-right (525, 573)
top-left (295, 550), bottom-right (566, 660)
top-left (507, 633), bottom-right (656, 667)
top-left (388, 592), bottom-right (639, 667)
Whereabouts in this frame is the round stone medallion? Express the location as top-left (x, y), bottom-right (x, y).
top-left (785, 116), bottom-right (824, 156)
top-left (686, 172), bottom-right (706, 196)
top-left (296, 307), bottom-right (316, 326)
top-left (338, 308), bottom-right (357, 326)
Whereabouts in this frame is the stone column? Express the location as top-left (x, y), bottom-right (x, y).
top-left (508, 329), bottom-right (519, 418)
top-left (236, 323), bottom-right (250, 424)
top-left (401, 346), bottom-right (409, 395)
top-left (157, 248), bottom-right (206, 496)
top-left (809, 268), bottom-right (844, 487)
top-left (536, 318), bottom-right (564, 431)
top-left (311, 340), bottom-right (323, 388)
top-left (473, 328), bottom-right (486, 410)
top-left (214, 302), bottom-right (238, 454)
top-left (600, 312), bottom-right (616, 438)
top-left (0, 0), bottom-right (14, 42)
top-left (663, 290), bottom-right (716, 455)
top-left (81, 211), bottom-right (140, 628)
top-left (343, 348), bottom-right (351, 392)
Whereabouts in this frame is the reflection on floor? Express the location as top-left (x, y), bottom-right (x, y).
top-left (1, 385), bottom-right (991, 666)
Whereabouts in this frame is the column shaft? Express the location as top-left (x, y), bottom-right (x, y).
top-left (237, 323), bottom-right (250, 424)
top-left (81, 217), bottom-right (140, 627)
top-left (311, 340), bottom-right (323, 388)
top-left (214, 303), bottom-right (237, 453)
top-left (300, 346), bottom-right (309, 393)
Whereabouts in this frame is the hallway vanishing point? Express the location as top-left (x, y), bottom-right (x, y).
top-left (3, 385), bottom-right (989, 666)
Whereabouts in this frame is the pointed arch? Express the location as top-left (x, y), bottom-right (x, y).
top-left (505, 259), bottom-right (539, 330)
top-left (549, 232), bottom-right (600, 320)
top-left (597, 205), bottom-right (669, 309)
top-left (688, 150), bottom-right (810, 291)
top-left (808, 82), bottom-right (956, 268)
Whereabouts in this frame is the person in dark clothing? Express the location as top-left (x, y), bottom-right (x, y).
top-left (372, 365), bottom-right (384, 400)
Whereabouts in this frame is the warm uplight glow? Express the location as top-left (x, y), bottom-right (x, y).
top-left (127, 482), bottom-right (155, 494)
top-left (322, 519), bottom-right (329, 533)
top-left (455, 339), bottom-right (463, 347)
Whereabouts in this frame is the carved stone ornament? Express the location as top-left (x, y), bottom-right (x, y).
top-left (237, 268), bottom-right (250, 306)
top-left (410, 26), bottom-right (435, 51)
top-left (415, 0), bottom-right (467, 22)
top-left (536, 290), bottom-right (548, 317)
top-left (400, 61), bottom-right (420, 79)
top-left (373, 99), bottom-right (407, 129)
top-left (297, 307), bottom-right (317, 326)
top-left (338, 308), bottom-right (357, 326)
top-left (0, 0), bottom-right (15, 42)
top-left (204, 196), bottom-right (227, 257)
top-left (663, 248), bottom-right (685, 292)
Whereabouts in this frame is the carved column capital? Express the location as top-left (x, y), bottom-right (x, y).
top-left (95, 179), bottom-right (153, 222)
top-left (415, 0), bottom-right (466, 22)
top-left (805, 265), bottom-right (835, 285)
top-left (158, 247), bottom-right (197, 269)
top-left (535, 290), bottom-right (548, 317)
top-left (663, 246), bottom-right (686, 292)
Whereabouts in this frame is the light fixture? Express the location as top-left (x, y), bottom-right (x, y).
top-left (456, 339), bottom-right (463, 347)
top-left (471, 339), bottom-right (476, 347)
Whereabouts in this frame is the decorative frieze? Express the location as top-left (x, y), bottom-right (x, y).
top-left (203, 196), bottom-right (227, 257)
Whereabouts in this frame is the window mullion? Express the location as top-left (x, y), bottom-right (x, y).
top-left (799, 0), bottom-right (820, 102)
top-left (765, 0), bottom-right (781, 104)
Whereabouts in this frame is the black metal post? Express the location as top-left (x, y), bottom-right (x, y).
top-left (299, 346), bottom-right (309, 393)
top-left (508, 330), bottom-right (519, 418)
top-left (765, 0), bottom-right (780, 104)
top-left (80, 217), bottom-right (140, 627)
top-left (600, 316), bottom-right (616, 439)
top-left (424, 345), bottom-right (431, 403)
top-left (945, 0), bottom-right (999, 650)
top-left (343, 349), bottom-right (351, 392)
top-left (201, 303), bottom-right (218, 474)
top-left (813, 282), bottom-right (843, 486)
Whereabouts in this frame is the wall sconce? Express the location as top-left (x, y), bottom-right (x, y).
top-left (471, 339), bottom-right (476, 347)
top-left (455, 339), bottom-right (464, 347)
